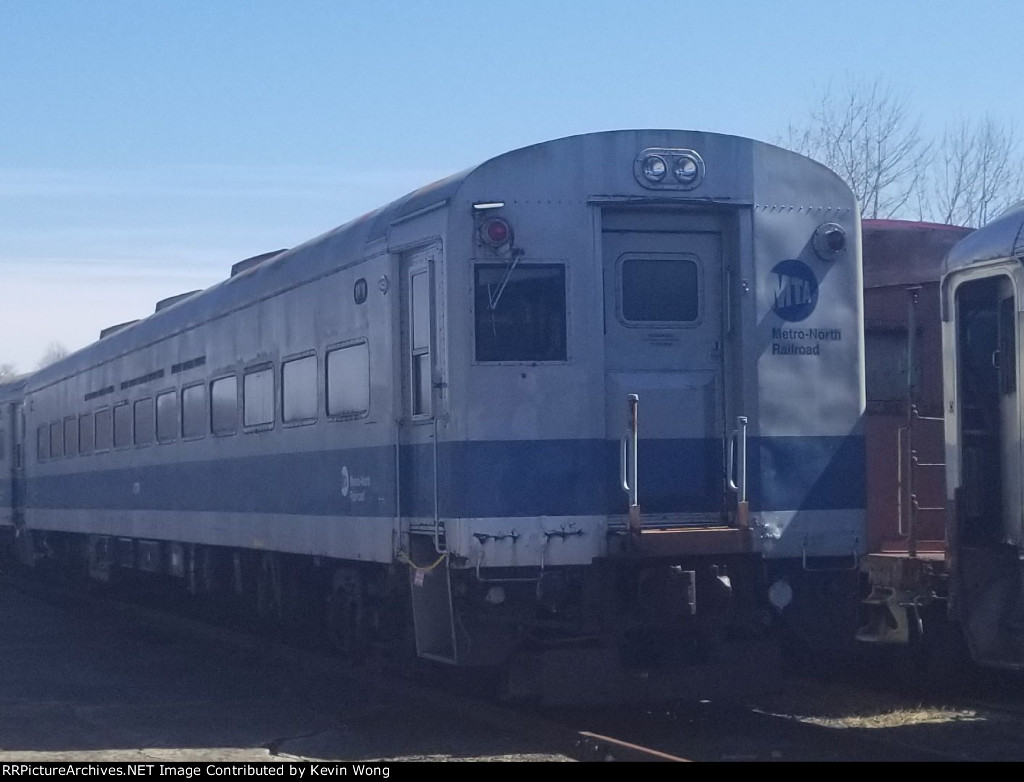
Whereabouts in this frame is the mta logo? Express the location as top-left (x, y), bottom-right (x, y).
top-left (771, 260), bottom-right (818, 322)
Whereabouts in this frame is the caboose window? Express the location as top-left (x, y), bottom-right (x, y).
top-left (621, 257), bottom-right (698, 323)
top-left (865, 329), bottom-right (917, 404)
top-left (244, 366), bottom-right (274, 428)
top-left (113, 402), bottom-right (131, 448)
top-left (474, 264), bottom-right (567, 362)
top-left (211, 376), bottom-right (238, 436)
top-left (326, 342), bottom-right (369, 418)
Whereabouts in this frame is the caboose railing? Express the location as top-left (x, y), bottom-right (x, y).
top-left (897, 406), bottom-right (946, 559)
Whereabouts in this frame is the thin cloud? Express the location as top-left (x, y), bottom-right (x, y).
top-left (0, 165), bottom-right (453, 200)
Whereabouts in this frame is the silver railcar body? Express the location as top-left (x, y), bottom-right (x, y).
top-left (16, 130), bottom-right (865, 700)
top-left (941, 201), bottom-right (1024, 669)
top-left (0, 378), bottom-right (25, 530)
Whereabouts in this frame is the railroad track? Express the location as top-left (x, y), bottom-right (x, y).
top-left (4, 565), bottom-right (692, 762)
top-left (12, 564), bottom-right (1024, 762)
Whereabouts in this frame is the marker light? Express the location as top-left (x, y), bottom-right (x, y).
top-left (813, 222), bottom-right (847, 260)
top-left (635, 148), bottom-right (705, 190)
top-left (479, 216), bottom-right (512, 248)
top-left (673, 154), bottom-right (701, 185)
top-left (642, 154), bottom-right (668, 182)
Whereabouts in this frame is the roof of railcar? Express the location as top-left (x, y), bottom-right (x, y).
top-left (946, 201), bottom-right (1024, 271)
top-left (863, 219), bottom-right (973, 288)
top-left (0, 377), bottom-right (27, 402)
top-left (27, 129), bottom-right (826, 391)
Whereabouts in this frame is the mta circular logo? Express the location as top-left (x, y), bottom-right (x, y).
top-left (770, 259), bottom-right (819, 322)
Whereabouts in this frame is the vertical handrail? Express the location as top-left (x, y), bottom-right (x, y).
top-left (735, 416), bottom-right (749, 528)
top-left (727, 416), bottom-right (749, 527)
top-left (905, 287), bottom-right (920, 559)
top-left (432, 416), bottom-right (446, 554)
top-left (620, 395), bottom-right (640, 534)
top-left (735, 416), bottom-right (748, 503)
top-left (896, 426), bottom-right (906, 536)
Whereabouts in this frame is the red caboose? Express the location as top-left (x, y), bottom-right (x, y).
top-left (859, 220), bottom-right (972, 645)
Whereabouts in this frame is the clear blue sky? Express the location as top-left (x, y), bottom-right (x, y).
top-left (2, 0), bottom-right (1022, 370)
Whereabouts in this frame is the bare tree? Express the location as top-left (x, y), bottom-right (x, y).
top-left (933, 117), bottom-right (1024, 227)
top-left (0, 364), bottom-right (19, 383)
top-left (36, 342), bottom-right (69, 369)
top-left (784, 78), bottom-right (932, 219)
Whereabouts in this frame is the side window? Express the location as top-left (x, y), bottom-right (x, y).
top-left (64, 417), bottom-right (78, 457)
top-left (243, 365), bottom-right (274, 429)
top-left (37, 425), bottom-right (49, 461)
top-left (95, 408), bottom-right (113, 451)
top-left (134, 398), bottom-right (154, 446)
top-left (282, 354), bottom-right (317, 423)
top-left (50, 421), bottom-right (63, 459)
top-left (79, 413), bottom-right (94, 455)
top-left (326, 342), bottom-right (369, 419)
top-left (410, 270), bottom-right (431, 416)
top-left (181, 383), bottom-right (206, 439)
top-left (474, 263), bottom-right (567, 362)
top-left (211, 375), bottom-right (238, 436)
top-left (113, 402), bottom-right (131, 448)
top-left (865, 329), bottom-right (916, 404)
top-left (157, 390), bottom-right (177, 443)
top-left (620, 257), bottom-right (699, 323)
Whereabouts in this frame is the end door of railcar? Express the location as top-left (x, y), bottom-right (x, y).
top-left (602, 208), bottom-right (741, 534)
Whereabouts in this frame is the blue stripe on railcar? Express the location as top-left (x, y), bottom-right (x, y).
top-left (25, 435), bottom-right (863, 518)
top-left (754, 434), bottom-right (866, 514)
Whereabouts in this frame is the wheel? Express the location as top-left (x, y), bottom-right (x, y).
top-left (255, 552), bottom-right (283, 625)
top-left (326, 568), bottom-right (364, 657)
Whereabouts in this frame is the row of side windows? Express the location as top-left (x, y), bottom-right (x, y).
top-left (36, 342), bottom-right (369, 461)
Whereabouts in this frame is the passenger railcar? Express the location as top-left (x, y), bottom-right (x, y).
top-left (5, 130), bottom-right (865, 702)
top-left (940, 202), bottom-right (1024, 669)
top-left (0, 377), bottom-right (26, 533)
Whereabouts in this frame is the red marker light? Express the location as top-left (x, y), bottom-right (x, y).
top-left (480, 217), bottom-right (512, 247)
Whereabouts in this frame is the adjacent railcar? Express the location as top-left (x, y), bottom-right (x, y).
top-left (940, 202), bottom-right (1024, 669)
top-left (857, 220), bottom-right (971, 648)
top-left (10, 130), bottom-right (865, 702)
top-left (857, 207), bottom-right (1024, 676)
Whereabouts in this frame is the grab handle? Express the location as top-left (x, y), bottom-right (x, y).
top-left (619, 395), bottom-right (640, 533)
top-left (727, 416), bottom-right (748, 502)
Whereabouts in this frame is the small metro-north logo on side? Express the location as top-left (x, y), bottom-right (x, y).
top-left (771, 259), bottom-right (818, 322)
